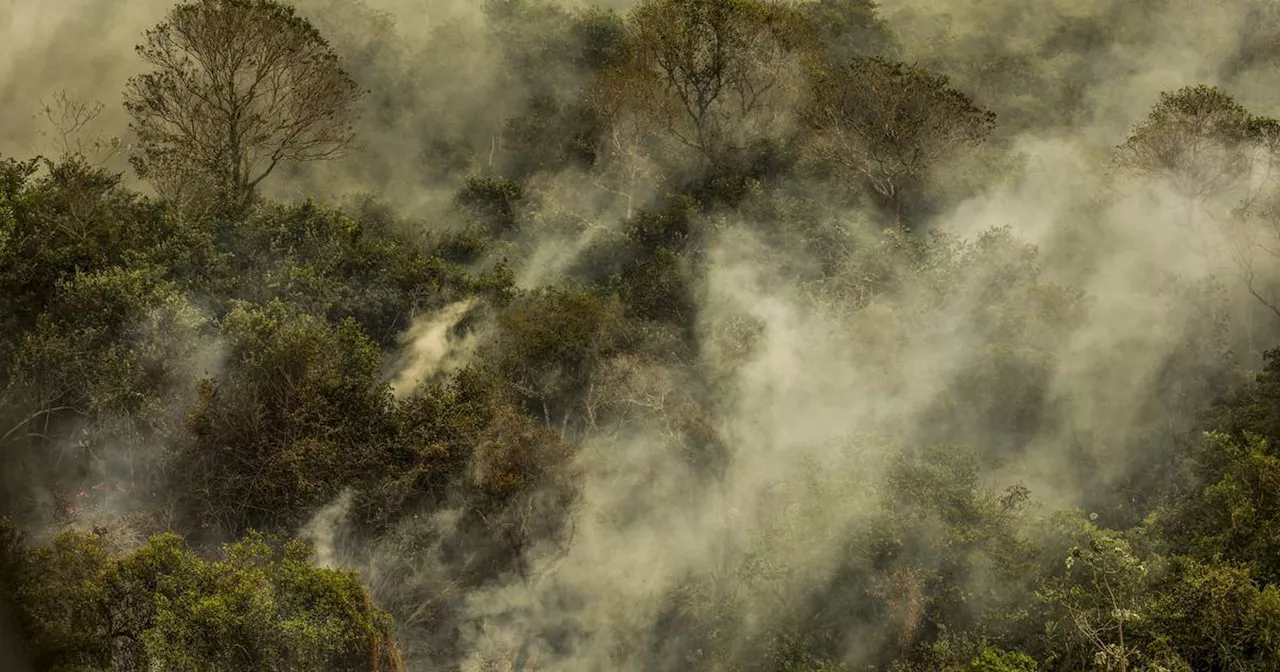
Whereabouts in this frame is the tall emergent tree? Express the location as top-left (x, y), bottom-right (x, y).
top-left (1114, 85), bottom-right (1256, 201)
top-left (124, 0), bottom-right (365, 207)
top-left (1115, 85), bottom-right (1280, 318)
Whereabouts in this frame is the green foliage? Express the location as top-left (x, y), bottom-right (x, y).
top-left (363, 366), bottom-right (505, 528)
top-left (1, 266), bottom-right (208, 522)
top-left (1039, 522), bottom-right (1151, 670)
top-left (1204, 346), bottom-right (1280, 445)
top-left (10, 267), bottom-right (204, 418)
top-left (219, 200), bottom-right (488, 343)
top-left (1143, 556), bottom-right (1278, 669)
top-left (799, 0), bottom-right (899, 63)
top-left (174, 300), bottom-right (395, 537)
top-left (967, 647), bottom-right (1037, 671)
top-left (12, 529), bottom-right (401, 671)
top-left (456, 175), bottom-right (526, 237)
top-left (610, 198), bottom-right (702, 329)
top-left (1157, 430), bottom-right (1280, 583)
top-left (0, 164), bottom-right (21, 260)
top-left (491, 285), bottom-right (635, 425)
top-left (0, 157), bottom-right (219, 344)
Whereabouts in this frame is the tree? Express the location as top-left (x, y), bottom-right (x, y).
top-left (35, 90), bottom-right (123, 166)
top-left (1157, 429), bottom-right (1280, 585)
top-left (804, 57), bottom-right (995, 224)
top-left (1116, 86), bottom-right (1280, 320)
top-left (1115, 85), bottom-right (1255, 201)
top-left (173, 300), bottom-right (395, 538)
top-left (484, 2), bottom-right (622, 180)
top-left (797, 0), bottom-right (899, 64)
top-left (602, 0), bottom-right (814, 170)
top-left (490, 287), bottom-right (635, 433)
top-left (12, 529), bottom-right (403, 670)
top-left (2, 267), bottom-right (207, 523)
top-left (123, 0), bottom-right (365, 208)
top-left (586, 59), bottom-right (666, 219)
top-left (1041, 522), bottom-right (1151, 672)
top-left (1144, 556), bottom-right (1280, 670)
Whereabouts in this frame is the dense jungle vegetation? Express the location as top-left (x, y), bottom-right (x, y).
top-left (7, 0), bottom-right (1280, 669)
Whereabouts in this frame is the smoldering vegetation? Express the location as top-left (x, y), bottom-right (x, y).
top-left (5, 0), bottom-right (1280, 670)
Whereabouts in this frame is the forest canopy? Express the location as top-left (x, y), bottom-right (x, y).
top-left (6, 0), bottom-right (1280, 670)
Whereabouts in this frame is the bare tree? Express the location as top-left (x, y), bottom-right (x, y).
top-left (123, 0), bottom-right (364, 208)
top-left (36, 90), bottom-right (123, 166)
top-left (585, 69), bottom-right (666, 219)
top-left (804, 57), bottom-right (995, 225)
